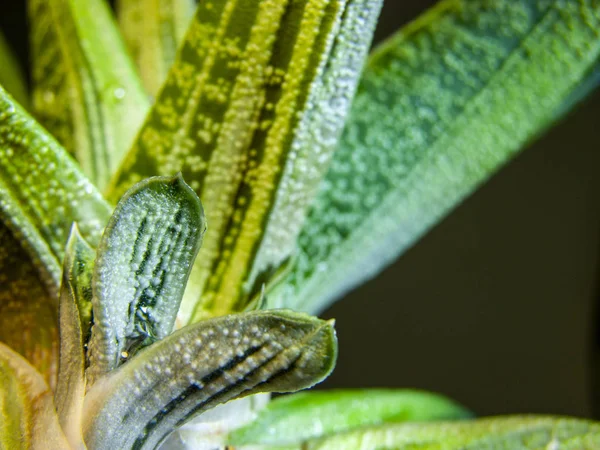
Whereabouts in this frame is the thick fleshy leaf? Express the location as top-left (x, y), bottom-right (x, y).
top-left (82, 310), bottom-right (337, 450)
top-left (0, 85), bottom-right (112, 296)
top-left (108, 0), bottom-right (382, 322)
top-left (116, 0), bottom-right (196, 96)
top-left (55, 225), bottom-right (94, 450)
top-left (0, 30), bottom-right (28, 108)
top-left (305, 417), bottom-right (600, 450)
top-left (86, 175), bottom-right (205, 385)
top-left (0, 223), bottom-right (58, 388)
top-left (0, 342), bottom-right (70, 450)
top-left (228, 389), bottom-right (471, 446)
top-left (272, 0), bottom-right (600, 313)
top-left (28, 0), bottom-right (149, 191)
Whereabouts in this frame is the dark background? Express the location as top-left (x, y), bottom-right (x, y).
top-left (2, 0), bottom-right (599, 417)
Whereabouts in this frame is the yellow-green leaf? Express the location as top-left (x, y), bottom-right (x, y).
top-left (0, 30), bottom-right (28, 109)
top-left (108, 0), bottom-right (383, 323)
top-left (55, 225), bottom-right (94, 450)
top-left (306, 417), bottom-right (600, 450)
top-left (86, 175), bottom-right (205, 385)
top-left (28, 0), bottom-right (150, 191)
top-left (273, 0), bottom-right (600, 314)
top-left (0, 85), bottom-right (112, 296)
top-left (0, 342), bottom-right (70, 450)
top-left (0, 223), bottom-right (58, 388)
top-left (116, 0), bottom-right (196, 96)
top-left (82, 310), bottom-right (337, 450)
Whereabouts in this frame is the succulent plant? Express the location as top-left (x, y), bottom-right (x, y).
top-left (1, 0), bottom-right (600, 449)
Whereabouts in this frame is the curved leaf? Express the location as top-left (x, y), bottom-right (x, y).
top-left (28, 0), bottom-right (149, 191)
top-left (306, 416), bottom-right (600, 450)
top-left (0, 30), bottom-right (28, 108)
top-left (116, 0), bottom-right (196, 96)
top-left (108, 0), bottom-right (382, 322)
top-left (274, 0), bottom-right (600, 313)
top-left (0, 342), bottom-right (70, 450)
top-left (86, 175), bottom-right (205, 385)
top-left (0, 223), bottom-right (58, 388)
top-left (0, 85), bottom-right (112, 296)
top-left (55, 225), bottom-right (94, 450)
top-left (82, 310), bottom-right (337, 450)
top-left (229, 389), bottom-right (471, 446)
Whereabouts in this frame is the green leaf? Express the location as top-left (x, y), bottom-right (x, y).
top-left (86, 175), bottom-right (205, 385)
top-left (0, 342), bottom-right (70, 450)
top-left (107, 0), bottom-right (382, 322)
top-left (305, 416), bottom-right (600, 450)
top-left (273, 0), bottom-right (600, 313)
top-left (82, 310), bottom-right (337, 450)
top-left (229, 389), bottom-right (471, 446)
top-left (0, 30), bottom-right (28, 109)
top-left (55, 225), bottom-right (94, 450)
top-left (28, 0), bottom-right (150, 191)
top-left (116, 0), bottom-right (196, 96)
top-left (0, 223), bottom-right (58, 388)
top-left (0, 84), bottom-right (112, 296)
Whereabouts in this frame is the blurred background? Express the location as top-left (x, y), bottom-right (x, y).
top-left (1, 0), bottom-right (599, 418)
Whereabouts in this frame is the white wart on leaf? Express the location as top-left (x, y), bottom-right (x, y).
top-left (86, 175), bottom-right (205, 386)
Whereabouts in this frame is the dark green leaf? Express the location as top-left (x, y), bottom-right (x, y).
top-left (0, 30), bottom-right (28, 108)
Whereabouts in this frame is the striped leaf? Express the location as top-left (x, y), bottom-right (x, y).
top-left (0, 30), bottom-right (28, 109)
top-left (0, 223), bottom-right (58, 388)
top-left (86, 175), bottom-right (205, 385)
top-left (55, 225), bottom-right (94, 450)
top-left (228, 389), bottom-right (471, 447)
top-left (28, 0), bottom-right (149, 191)
top-left (0, 342), bottom-right (69, 450)
top-left (0, 85), bottom-right (112, 296)
top-left (107, 0), bottom-right (383, 322)
top-left (272, 0), bottom-right (600, 314)
top-left (116, 0), bottom-right (196, 96)
top-left (305, 417), bottom-right (600, 450)
top-left (82, 310), bottom-right (337, 450)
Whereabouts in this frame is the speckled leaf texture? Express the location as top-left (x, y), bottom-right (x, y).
top-left (28, 0), bottom-right (149, 191)
top-left (82, 310), bottom-right (337, 450)
top-left (87, 175), bottom-right (205, 385)
top-left (304, 417), bottom-right (600, 450)
top-left (0, 342), bottom-right (69, 450)
top-left (108, 0), bottom-right (383, 322)
top-left (228, 389), bottom-right (471, 447)
top-left (116, 0), bottom-right (196, 97)
top-left (273, 0), bottom-right (600, 314)
top-left (0, 85), bottom-right (112, 296)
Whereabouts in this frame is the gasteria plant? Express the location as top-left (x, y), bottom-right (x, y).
top-left (1, 0), bottom-right (600, 449)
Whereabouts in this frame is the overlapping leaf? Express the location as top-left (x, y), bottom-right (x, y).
top-left (0, 30), bottom-right (28, 109)
top-left (0, 342), bottom-right (69, 450)
top-left (108, 0), bottom-right (383, 322)
top-left (28, 0), bottom-right (149, 191)
top-left (86, 175), bottom-right (205, 384)
top-left (83, 310), bottom-right (337, 450)
top-left (116, 0), bottom-right (196, 96)
top-left (228, 389), bottom-right (471, 447)
top-left (273, 0), bottom-right (600, 313)
top-left (305, 417), bottom-right (600, 450)
top-left (0, 85), bottom-right (112, 296)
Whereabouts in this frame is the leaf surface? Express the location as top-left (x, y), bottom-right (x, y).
top-left (274, 0), bottom-right (600, 313)
top-left (82, 310), bottom-right (337, 450)
top-left (86, 175), bottom-right (205, 384)
top-left (0, 342), bottom-right (69, 450)
top-left (28, 0), bottom-right (149, 191)
top-left (306, 416), bottom-right (600, 450)
top-left (116, 0), bottom-right (196, 96)
top-left (229, 389), bottom-right (471, 446)
top-left (55, 225), bottom-right (94, 450)
top-left (0, 30), bottom-right (28, 108)
top-left (108, 0), bottom-right (382, 321)
top-left (0, 85), bottom-right (112, 296)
